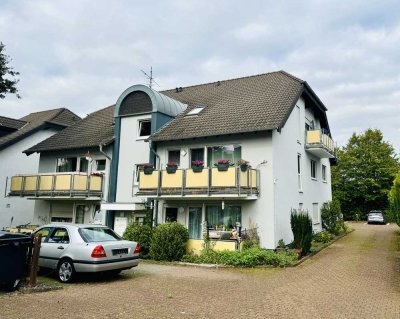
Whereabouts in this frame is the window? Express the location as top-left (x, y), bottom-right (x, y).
top-left (190, 148), bottom-right (204, 167)
top-left (34, 227), bottom-right (52, 242)
top-left (207, 145), bottom-right (241, 167)
top-left (297, 154), bottom-right (302, 191)
top-left (138, 119), bottom-right (151, 138)
top-left (165, 207), bottom-right (178, 222)
top-left (96, 159), bottom-right (106, 171)
top-left (188, 207), bottom-right (202, 239)
top-left (205, 206), bottom-right (241, 230)
top-left (48, 228), bottom-right (70, 244)
top-left (79, 157), bottom-right (89, 172)
top-left (75, 205), bottom-right (86, 224)
top-left (311, 159), bottom-right (317, 179)
top-left (79, 227), bottom-right (121, 242)
top-left (56, 158), bottom-right (77, 172)
top-left (312, 203), bottom-right (320, 224)
top-left (322, 165), bottom-right (327, 182)
top-left (168, 150), bottom-right (180, 166)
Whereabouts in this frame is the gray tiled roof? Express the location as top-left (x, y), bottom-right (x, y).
top-left (0, 108), bottom-right (80, 151)
top-left (24, 105), bottom-right (115, 155)
top-left (0, 116), bottom-right (26, 130)
top-left (151, 71), bottom-right (305, 141)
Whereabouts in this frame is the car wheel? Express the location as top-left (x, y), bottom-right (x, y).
top-left (57, 259), bottom-right (75, 283)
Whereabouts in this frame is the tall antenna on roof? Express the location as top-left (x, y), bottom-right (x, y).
top-left (141, 66), bottom-right (160, 89)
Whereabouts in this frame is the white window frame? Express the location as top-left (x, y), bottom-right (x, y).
top-left (312, 203), bottom-right (320, 224)
top-left (311, 159), bottom-right (317, 180)
top-left (137, 119), bottom-right (151, 139)
top-left (95, 159), bottom-right (106, 172)
top-left (297, 154), bottom-right (302, 192)
top-left (297, 105), bottom-right (301, 144)
top-left (322, 165), bottom-right (327, 182)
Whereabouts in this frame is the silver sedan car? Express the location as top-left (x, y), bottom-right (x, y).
top-left (33, 224), bottom-right (140, 283)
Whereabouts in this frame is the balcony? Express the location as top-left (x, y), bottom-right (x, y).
top-left (305, 130), bottom-right (336, 158)
top-left (137, 167), bottom-right (258, 199)
top-left (8, 173), bottom-right (104, 198)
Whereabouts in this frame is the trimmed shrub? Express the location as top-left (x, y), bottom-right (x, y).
top-left (150, 222), bottom-right (189, 261)
top-left (123, 223), bottom-right (153, 257)
top-left (182, 247), bottom-right (297, 267)
top-left (321, 199), bottom-right (345, 235)
top-left (290, 209), bottom-right (313, 256)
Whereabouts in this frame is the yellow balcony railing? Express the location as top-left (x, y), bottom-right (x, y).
top-left (8, 173), bottom-right (104, 197)
top-left (138, 167), bottom-right (258, 197)
top-left (305, 130), bottom-right (336, 158)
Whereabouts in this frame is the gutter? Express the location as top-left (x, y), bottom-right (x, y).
top-left (99, 143), bottom-right (112, 160)
top-left (149, 141), bottom-right (160, 226)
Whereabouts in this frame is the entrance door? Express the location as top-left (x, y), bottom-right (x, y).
top-left (165, 207), bottom-right (178, 222)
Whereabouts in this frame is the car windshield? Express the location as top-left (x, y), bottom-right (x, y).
top-left (79, 227), bottom-right (122, 242)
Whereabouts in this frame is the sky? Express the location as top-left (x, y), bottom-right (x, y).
top-left (0, 0), bottom-right (399, 151)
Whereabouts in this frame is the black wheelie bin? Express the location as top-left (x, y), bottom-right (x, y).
top-left (0, 231), bottom-right (32, 291)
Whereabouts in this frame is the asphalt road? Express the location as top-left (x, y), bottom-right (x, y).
top-left (0, 222), bottom-right (399, 319)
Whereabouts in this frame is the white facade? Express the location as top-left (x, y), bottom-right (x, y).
top-left (148, 97), bottom-right (332, 248)
top-left (0, 129), bottom-right (59, 229)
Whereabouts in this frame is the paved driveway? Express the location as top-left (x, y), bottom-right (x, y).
top-left (0, 223), bottom-right (399, 319)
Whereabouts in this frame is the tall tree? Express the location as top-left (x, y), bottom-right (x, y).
top-left (0, 42), bottom-right (20, 99)
top-left (332, 129), bottom-right (399, 220)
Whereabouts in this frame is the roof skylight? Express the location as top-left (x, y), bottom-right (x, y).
top-left (186, 106), bottom-right (205, 116)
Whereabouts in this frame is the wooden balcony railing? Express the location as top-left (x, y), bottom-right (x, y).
top-left (8, 173), bottom-right (103, 198)
top-left (305, 130), bottom-right (336, 158)
top-left (137, 167), bottom-right (258, 197)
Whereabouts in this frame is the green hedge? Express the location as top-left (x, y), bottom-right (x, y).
top-left (149, 222), bottom-right (189, 261)
top-left (182, 247), bottom-right (297, 267)
top-left (123, 223), bottom-right (153, 258)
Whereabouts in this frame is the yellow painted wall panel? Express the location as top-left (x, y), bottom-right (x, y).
top-left (11, 176), bottom-right (23, 191)
top-left (74, 175), bottom-right (88, 191)
top-left (239, 171), bottom-right (249, 187)
top-left (251, 170), bottom-right (257, 187)
top-left (211, 167), bottom-right (236, 187)
top-left (24, 176), bottom-right (38, 191)
top-left (186, 169), bottom-right (208, 188)
top-left (89, 176), bottom-right (102, 191)
top-left (186, 239), bottom-right (236, 255)
top-left (39, 175), bottom-right (53, 191)
top-left (55, 175), bottom-right (71, 191)
top-left (306, 130), bottom-right (321, 144)
top-left (161, 170), bottom-right (183, 188)
top-left (139, 171), bottom-right (159, 189)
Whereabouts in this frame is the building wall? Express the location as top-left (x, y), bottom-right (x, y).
top-left (154, 133), bottom-right (276, 248)
top-left (272, 97), bottom-right (332, 247)
top-left (0, 129), bottom-right (58, 229)
top-left (116, 114), bottom-right (152, 203)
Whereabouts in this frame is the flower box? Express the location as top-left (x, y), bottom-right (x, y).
top-left (166, 166), bottom-right (177, 174)
top-left (192, 165), bottom-right (204, 173)
top-left (143, 167), bottom-right (154, 175)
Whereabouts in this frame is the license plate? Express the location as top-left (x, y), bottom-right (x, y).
top-left (112, 248), bottom-right (128, 255)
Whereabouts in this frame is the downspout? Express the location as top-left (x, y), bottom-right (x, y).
top-left (149, 141), bottom-right (160, 226)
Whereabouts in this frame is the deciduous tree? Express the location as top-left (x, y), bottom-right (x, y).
top-left (332, 129), bottom-right (399, 220)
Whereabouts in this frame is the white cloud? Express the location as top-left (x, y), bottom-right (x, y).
top-left (0, 0), bottom-right (399, 151)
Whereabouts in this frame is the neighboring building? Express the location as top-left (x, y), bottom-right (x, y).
top-left (8, 70), bottom-right (336, 249)
top-left (0, 109), bottom-right (80, 229)
top-left (108, 71), bottom-right (335, 249)
top-left (9, 105), bottom-right (115, 227)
